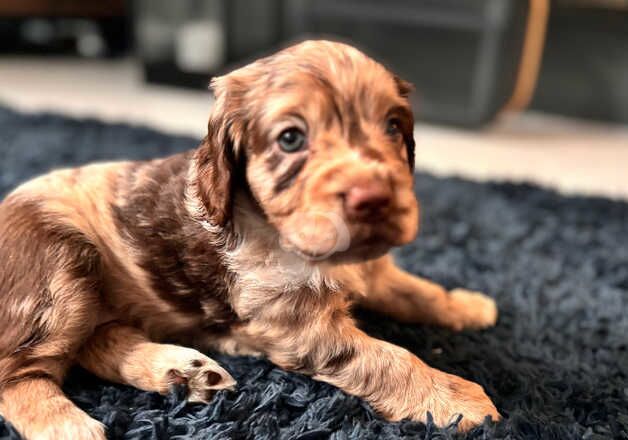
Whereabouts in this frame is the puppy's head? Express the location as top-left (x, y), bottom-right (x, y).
top-left (196, 40), bottom-right (418, 262)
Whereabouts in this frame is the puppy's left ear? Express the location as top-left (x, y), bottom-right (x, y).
top-left (394, 76), bottom-right (416, 171)
top-left (194, 75), bottom-right (247, 226)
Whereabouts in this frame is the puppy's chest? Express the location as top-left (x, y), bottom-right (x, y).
top-left (106, 214), bottom-right (366, 343)
top-left (220, 235), bottom-right (368, 320)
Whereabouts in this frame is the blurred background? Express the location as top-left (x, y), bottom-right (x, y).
top-left (0, 0), bottom-right (627, 198)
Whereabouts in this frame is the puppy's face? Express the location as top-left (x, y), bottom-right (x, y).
top-left (198, 41), bottom-right (419, 262)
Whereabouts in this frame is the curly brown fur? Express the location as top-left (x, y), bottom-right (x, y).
top-left (0, 41), bottom-right (499, 439)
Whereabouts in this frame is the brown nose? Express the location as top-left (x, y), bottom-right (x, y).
top-left (343, 182), bottom-right (392, 222)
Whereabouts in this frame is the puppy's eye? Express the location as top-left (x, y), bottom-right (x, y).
top-left (278, 128), bottom-right (306, 153)
top-left (386, 118), bottom-right (401, 137)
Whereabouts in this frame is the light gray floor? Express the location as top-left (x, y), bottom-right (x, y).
top-left (2, 56), bottom-right (628, 199)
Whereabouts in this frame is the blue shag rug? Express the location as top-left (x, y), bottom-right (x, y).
top-left (0, 105), bottom-right (627, 440)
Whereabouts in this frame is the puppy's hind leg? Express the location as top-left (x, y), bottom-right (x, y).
top-left (0, 378), bottom-right (105, 440)
top-left (0, 209), bottom-right (106, 439)
top-left (77, 324), bottom-right (236, 403)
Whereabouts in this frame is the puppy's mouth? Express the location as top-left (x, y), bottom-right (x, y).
top-left (277, 211), bottom-right (352, 261)
top-left (277, 211), bottom-right (409, 262)
top-left (281, 233), bottom-right (394, 264)
top-left (279, 239), bottom-right (336, 261)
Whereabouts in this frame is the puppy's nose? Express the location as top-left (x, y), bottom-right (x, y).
top-left (343, 182), bottom-right (392, 221)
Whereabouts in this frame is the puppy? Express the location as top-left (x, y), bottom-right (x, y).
top-left (0, 40), bottom-right (499, 439)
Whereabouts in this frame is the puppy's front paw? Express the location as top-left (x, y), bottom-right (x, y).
top-left (427, 371), bottom-right (501, 431)
top-left (448, 288), bottom-right (498, 330)
top-left (151, 346), bottom-right (236, 403)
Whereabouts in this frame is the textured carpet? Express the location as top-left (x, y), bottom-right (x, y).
top-left (0, 105), bottom-right (627, 440)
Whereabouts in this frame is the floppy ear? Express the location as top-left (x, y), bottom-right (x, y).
top-left (393, 76), bottom-right (416, 171)
top-left (394, 76), bottom-right (414, 98)
top-left (404, 130), bottom-right (416, 172)
top-left (194, 76), bottom-right (246, 226)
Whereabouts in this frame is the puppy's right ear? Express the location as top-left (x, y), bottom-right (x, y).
top-left (394, 76), bottom-right (414, 98)
top-left (393, 75), bottom-right (416, 171)
top-left (194, 75), bottom-right (247, 226)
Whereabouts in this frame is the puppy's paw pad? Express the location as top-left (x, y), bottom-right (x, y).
top-left (168, 357), bottom-right (236, 404)
top-left (450, 289), bottom-right (498, 329)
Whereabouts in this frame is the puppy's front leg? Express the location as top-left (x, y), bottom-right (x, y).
top-left (247, 306), bottom-right (499, 431)
top-left (358, 255), bottom-right (498, 330)
top-left (77, 323), bottom-right (236, 402)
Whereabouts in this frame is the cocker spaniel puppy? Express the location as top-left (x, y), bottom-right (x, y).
top-left (0, 40), bottom-right (499, 439)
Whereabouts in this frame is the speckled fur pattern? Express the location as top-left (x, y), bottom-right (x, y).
top-left (0, 106), bottom-right (627, 439)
